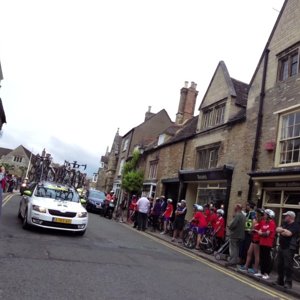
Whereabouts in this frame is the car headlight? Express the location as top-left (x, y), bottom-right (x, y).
top-left (77, 211), bottom-right (87, 218)
top-left (32, 205), bottom-right (47, 213)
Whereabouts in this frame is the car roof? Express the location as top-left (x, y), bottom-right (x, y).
top-left (37, 181), bottom-right (76, 191)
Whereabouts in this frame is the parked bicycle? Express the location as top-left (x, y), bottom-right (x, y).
top-left (183, 223), bottom-right (217, 254)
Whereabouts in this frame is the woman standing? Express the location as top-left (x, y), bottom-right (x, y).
top-left (160, 199), bottom-right (173, 234)
top-left (239, 208), bottom-right (265, 274)
top-left (256, 209), bottom-right (276, 280)
top-left (0, 166), bottom-right (6, 219)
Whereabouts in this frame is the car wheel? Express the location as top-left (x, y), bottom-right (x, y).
top-left (17, 205), bottom-right (22, 219)
top-left (22, 209), bottom-right (30, 230)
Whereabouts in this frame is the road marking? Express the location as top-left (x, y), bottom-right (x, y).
top-left (2, 193), bottom-right (15, 207)
top-left (127, 226), bottom-right (292, 300)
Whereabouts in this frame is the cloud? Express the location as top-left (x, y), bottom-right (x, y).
top-left (46, 136), bottom-right (100, 176)
top-left (0, 132), bottom-right (100, 177)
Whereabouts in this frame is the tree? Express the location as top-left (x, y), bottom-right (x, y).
top-left (121, 150), bottom-right (144, 195)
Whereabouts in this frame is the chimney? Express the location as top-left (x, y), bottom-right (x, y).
top-left (175, 81), bottom-right (198, 125)
top-left (145, 106), bottom-right (154, 121)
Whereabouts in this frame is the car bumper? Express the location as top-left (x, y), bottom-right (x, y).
top-left (29, 211), bottom-right (88, 232)
top-left (86, 202), bottom-right (103, 213)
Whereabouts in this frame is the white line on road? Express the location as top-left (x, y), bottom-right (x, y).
top-left (2, 193), bottom-right (15, 207)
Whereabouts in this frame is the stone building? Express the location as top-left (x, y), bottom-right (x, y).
top-left (140, 82), bottom-right (198, 202)
top-left (96, 129), bottom-right (122, 193)
top-left (0, 145), bottom-right (34, 178)
top-left (113, 107), bottom-right (174, 199)
top-left (246, 0), bottom-right (300, 226)
top-left (178, 62), bottom-right (249, 219)
top-left (141, 65), bottom-right (249, 220)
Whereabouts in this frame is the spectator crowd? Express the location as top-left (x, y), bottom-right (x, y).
top-left (125, 194), bottom-right (300, 290)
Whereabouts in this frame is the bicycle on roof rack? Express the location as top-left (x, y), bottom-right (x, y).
top-left (27, 154), bottom-right (87, 189)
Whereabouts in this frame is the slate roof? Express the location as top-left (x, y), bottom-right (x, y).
top-left (168, 116), bottom-right (198, 144)
top-left (145, 116), bottom-right (198, 152)
top-left (101, 156), bottom-right (108, 164)
top-left (162, 124), bottom-right (182, 136)
top-left (21, 145), bottom-right (34, 159)
top-left (231, 78), bottom-right (249, 107)
top-left (199, 61), bottom-right (249, 110)
top-left (0, 147), bottom-right (12, 158)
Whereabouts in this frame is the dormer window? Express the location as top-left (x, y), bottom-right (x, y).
top-left (278, 47), bottom-right (299, 81)
top-left (157, 134), bottom-right (165, 146)
top-left (122, 139), bottom-right (129, 151)
top-left (201, 103), bottom-right (226, 130)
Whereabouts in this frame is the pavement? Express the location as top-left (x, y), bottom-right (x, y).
top-left (124, 221), bottom-right (300, 299)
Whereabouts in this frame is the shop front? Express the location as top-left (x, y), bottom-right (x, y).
top-left (250, 169), bottom-right (300, 227)
top-left (142, 180), bottom-right (157, 199)
top-left (161, 178), bottom-right (180, 205)
top-left (179, 165), bottom-right (233, 219)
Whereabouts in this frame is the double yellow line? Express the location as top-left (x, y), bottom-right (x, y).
top-left (128, 226), bottom-right (293, 300)
top-left (2, 193), bottom-right (15, 207)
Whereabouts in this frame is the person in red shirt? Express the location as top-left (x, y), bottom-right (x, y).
top-left (256, 209), bottom-right (276, 280)
top-left (213, 209), bottom-right (225, 250)
top-left (204, 204), bottom-right (211, 226)
top-left (189, 204), bottom-right (200, 227)
top-left (160, 199), bottom-right (173, 234)
top-left (210, 207), bottom-right (218, 229)
top-left (129, 195), bottom-right (138, 227)
top-left (239, 208), bottom-right (264, 274)
top-left (192, 205), bottom-right (207, 250)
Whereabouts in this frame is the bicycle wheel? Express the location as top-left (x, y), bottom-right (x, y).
top-left (183, 230), bottom-right (197, 249)
top-left (201, 235), bottom-right (214, 254)
top-left (293, 255), bottom-right (300, 282)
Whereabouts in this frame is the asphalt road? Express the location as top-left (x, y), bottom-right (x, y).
top-left (0, 194), bottom-right (294, 300)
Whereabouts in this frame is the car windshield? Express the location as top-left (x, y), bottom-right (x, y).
top-left (34, 184), bottom-right (80, 202)
top-left (89, 190), bottom-right (105, 200)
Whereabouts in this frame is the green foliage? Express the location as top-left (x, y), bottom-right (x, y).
top-left (1, 163), bottom-right (14, 171)
top-left (122, 170), bottom-right (144, 194)
top-left (121, 150), bottom-right (143, 193)
top-left (122, 150), bottom-right (140, 176)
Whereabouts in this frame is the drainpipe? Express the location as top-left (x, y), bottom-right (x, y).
top-left (178, 140), bottom-right (187, 202)
top-left (247, 49), bottom-right (270, 202)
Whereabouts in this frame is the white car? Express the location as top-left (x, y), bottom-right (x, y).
top-left (18, 181), bottom-right (88, 236)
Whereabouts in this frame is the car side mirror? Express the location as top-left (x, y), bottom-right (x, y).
top-left (23, 190), bottom-right (32, 196)
top-left (80, 198), bottom-right (86, 205)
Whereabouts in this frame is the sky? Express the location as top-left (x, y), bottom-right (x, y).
top-left (0, 0), bottom-right (285, 176)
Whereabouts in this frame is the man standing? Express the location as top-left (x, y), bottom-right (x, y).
top-left (240, 202), bottom-right (256, 265)
top-left (275, 211), bottom-right (300, 289)
top-left (226, 203), bottom-right (246, 267)
top-left (172, 200), bottom-right (187, 243)
top-left (136, 196), bottom-right (150, 231)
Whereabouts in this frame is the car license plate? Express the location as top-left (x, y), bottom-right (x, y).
top-left (96, 205), bottom-right (102, 208)
top-left (53, 218), bottom-right (72, 224)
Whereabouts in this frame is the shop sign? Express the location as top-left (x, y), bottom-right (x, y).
top-left (263, 181), bottom-right (300, 188)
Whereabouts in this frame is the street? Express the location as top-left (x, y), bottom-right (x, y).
top-left (0, 194), bottom-right (294, 300)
